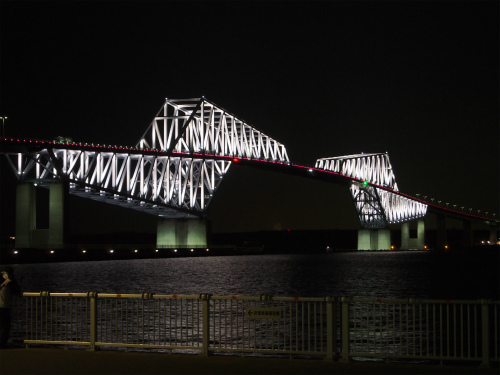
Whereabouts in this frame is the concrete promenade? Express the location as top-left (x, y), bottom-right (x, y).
top-left (0, 347), bottom-right (498, 375)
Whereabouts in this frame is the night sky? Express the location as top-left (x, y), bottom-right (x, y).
top-left (0, 1), bottom-right (498, 235)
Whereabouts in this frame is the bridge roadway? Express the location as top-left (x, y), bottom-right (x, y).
top-left (0, 137), bottom-right (496, 224)
top-left (1, 347), bottom-right (498, 375)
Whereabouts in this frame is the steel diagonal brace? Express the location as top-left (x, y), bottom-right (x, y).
top-left (166, 98), bottom-right (204, 153)
top-left (371, 186), bottom-right (388, 224)
top-left (362, 185), bottom-right (383, 212)
top-left (5, 153), bottom-right (37, 181)
top-left (47, 147), bottom-right (70, 183)
top-left (32, 153), bottom-right (56, 180)
top-left (352, 183), bottom-right (387, 228)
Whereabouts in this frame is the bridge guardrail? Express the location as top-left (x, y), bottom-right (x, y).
top-left (11, 293), bottom-right (499, 366)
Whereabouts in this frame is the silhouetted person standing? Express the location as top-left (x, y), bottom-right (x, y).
top-left (0, 266), bottom-right (22, 348)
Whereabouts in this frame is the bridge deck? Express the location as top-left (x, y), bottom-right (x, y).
top-left (1, 137), bottom-right (497, 223)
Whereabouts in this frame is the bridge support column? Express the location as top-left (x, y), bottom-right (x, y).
top-left (15, 182), bottom-right (67, 249)
top-left (490, 224), bottom-right (499, 245)
top-left (48, 183), bottom-right (66, 249)
top-left (436, 214), bottom-right (447, 250)
top-left (400, 219), bottom-right (425, 250)
top-left (401, 223), bottom-right (409, 250)
top-left (357, 230), bottom-right (370, 250)
top-left (416, 219), bottom-right (425, 250)
top-left (463, 220), bottom-right (473, 249)
top-left (15, 183), bottom-right (36, 248)
top-left (357, 229), bottom-right (391, 250)
top-left (157, 218), bottom-right (207, 248)
top-left (377, 229), bottom-right (391, 250)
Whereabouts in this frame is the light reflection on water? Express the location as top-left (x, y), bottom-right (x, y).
top-left (13, 251), bottom-right (499, 299)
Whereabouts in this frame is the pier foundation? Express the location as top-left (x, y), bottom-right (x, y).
top-left (157, 218), bottom-right (207, 248)
top-left (357, 229), bottom-right (391, 250)
top-left (401, 219), bottom-right (425, 250)
top-left (15, 182), bottom-right (67, 249)
top-left (436, 214), bottom-right (447, 250)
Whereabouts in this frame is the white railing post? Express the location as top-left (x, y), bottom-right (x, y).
top-left (480, 299), bottom-right (490, 367)
top-left (88, 291), bottom-right (98, 351)
top-left (340, 296), bottom-right (350, 362)
top-left (200, 294), bottom-right (212, 356)
top-left (325, 296), bottom-right (337, 360)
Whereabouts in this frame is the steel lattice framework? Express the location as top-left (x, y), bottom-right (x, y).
top-left (315, 153), bottom-right (428, 228)
top-left (138, 98), bottom-right (289, 162)
top-left (5, 98), bottom-right (290, 218)
top-left (7, 148), bottom-right (233, 217)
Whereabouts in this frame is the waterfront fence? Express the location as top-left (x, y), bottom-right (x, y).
top-left (11, 293), bottom-right (499, 365)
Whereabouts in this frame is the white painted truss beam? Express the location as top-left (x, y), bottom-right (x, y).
top-left (316, 153), bottom-right (398, 190)
top-left (9, 149), bottom-right (232, 218)
top-left (138, 98), bottom-right (290, 163)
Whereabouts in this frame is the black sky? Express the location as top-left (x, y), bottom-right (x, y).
top-left (0, 1), bottom-right (498, 234)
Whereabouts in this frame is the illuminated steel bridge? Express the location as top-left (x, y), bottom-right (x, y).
top-left (1, 98), bottom-right (497, 250)
top-left (316, 154), bottom-right (427, 229)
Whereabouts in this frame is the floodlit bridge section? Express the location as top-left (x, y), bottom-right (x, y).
top-left (9, 146), bottom-right (232, 218)
top-left (5, 98), bottom-right (290, 249)
top-left (316, 153), bottom-right (428, 250)
top-left (2, 98), bottom-right (496, 252)
top-left (138, 98), bottom-right (289, 162)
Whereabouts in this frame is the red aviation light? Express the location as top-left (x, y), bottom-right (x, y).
top-left (232, 158), bottom-right (239, 162)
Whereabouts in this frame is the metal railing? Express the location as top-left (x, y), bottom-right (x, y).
top-left (342, 297), bottom-right (499, 366)
top-left (11, 293), bottom-right (499, 366)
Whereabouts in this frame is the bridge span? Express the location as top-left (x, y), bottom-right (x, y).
top-left (1, 98), bottom-right (497, 251)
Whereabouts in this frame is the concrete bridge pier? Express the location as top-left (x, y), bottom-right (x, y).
top-left (490, 223), bottom-right (499, 244)
top-left (463, 220), bottom-right (473, 249)
top-left (436, 214), bottom-right (447, 250)
top-left (400, 219), bottom-right (425, 250)
top-left (15, 182), bottom-right (67, 249)
top-left (157, 218), bottom-right (207, 248)
top-left (357, 229), bottom-right (391, 250)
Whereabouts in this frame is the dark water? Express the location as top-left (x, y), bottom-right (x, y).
top-left (12, 251), bottom-right (500, 300)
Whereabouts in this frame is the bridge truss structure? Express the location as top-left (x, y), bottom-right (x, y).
top-left (4, 98), bottom-right (290, 218)
top-left (139, 98), bottom-right (289, 162)
top-left (315, 153), bottom-right (428, 228)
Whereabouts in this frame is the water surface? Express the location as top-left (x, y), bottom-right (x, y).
top-left (13, 251), bottom-right (499, 300)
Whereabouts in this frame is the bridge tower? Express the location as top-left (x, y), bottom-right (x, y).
top-left (137, 98), bottom-right (289, 249)
top-left (4, 98), bottom-right (289, 250)
top-left (316, 153), bottom-right (428, 250)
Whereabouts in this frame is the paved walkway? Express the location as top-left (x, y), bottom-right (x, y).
top-left (0, 347), bottom-right (498, 375)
